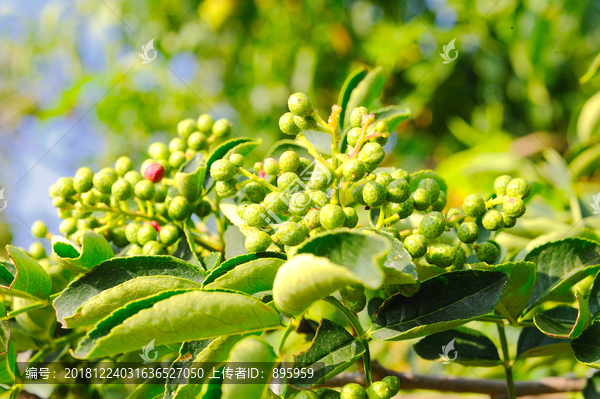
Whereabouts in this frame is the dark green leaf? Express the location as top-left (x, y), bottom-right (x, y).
top-left (338, 66), bottom-right (367, 131)
top-left (369, 270), bottom-right (508, 341)
top-left (516, 306), bottom-right (575, 360)
top-left (572, 322), bottom-right (600, 368)
top-left (589, 271), bottom-right (600, 320)
top-left (0, 246), bottom-right (52, 301)
top-left (0, 302), bottom-right (16, 385)
top-left (533, 291), bottom-right (591, 338)
top-left (343, 66), bottom-right (386, 128)
top-left (52, 231), bottom-right (114, 273)
top-left (413, 326), bottom-right (501, 367)
top-left (583, 371), bottom-right (600, 399)
top-left (126, 379), bottom-right (165, 399)
top-left (289, 318), bottom-right (365, 389)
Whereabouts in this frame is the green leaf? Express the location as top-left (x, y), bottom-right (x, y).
top-left (589, 271), bottom-right (600, 320)
top-left (221, 336), bottom-right (278, 399)
top-left (203, 252), bottom-right (222, 272)
top-left (173, 222), bottom-right (203, 269)
top-left (577, 90), bottom-right (600, 147)
top-left (572, 322), bottom-right (600, 368)
top-left (289, 318), bottom-right (365, 389)
top-left (467, 261), bottom-right (536, 323)
top-left (338, 66), bottom-right (368, 131)
top-left (53, 255), bottom-right (205, 327)
top-left (368, 270), bottom-right (508, 341)
top-left (370, 105), bottom-right (411, 132)
top-left (264, 139), bottom-right (311, 161)
top-left (524, 238), bottom-right (600, 314)
top-left (516, 306), bottom-right (575, 360)
top-left (52, 231), bottom-right (114, 273)
top-left (73, 290), bottom-right (282, 359)
top-left (14, 298), bottom-right (56, 342)
top-left (204, 138), bottom-right (261, 190)
top-left (533, 291), bottom-right (591, 339)
top-left (175, 153), bottom-right (205, 202)
top-left (0, 246), bottom-right (52, 301)
top-left (409, 170), bottom-right (448, 194)
top-left (0, 303), bottom-right (16, 385)
top-left (220, 204), bottom-right (252, 235)
top-left (203, 252), bottom-right (287, 294)
top-left (273, 254), bottom-right (366, 316)
top-left (126, 380), bottom-right (165, 399)
top-left (580, 52), bottom-right (600, 84)
top-left (343, 66), bottom-right (386, 128)
top-left (295, 230), bottom-right (390, 289)
top-left (413, 326), bottom-right (501, 367)
top-left (583, 371), bottom-right (600, 399)
top-left (378, 232), bottom-right (418, 285)
top-left (569, 144), bottom-right (600, 178)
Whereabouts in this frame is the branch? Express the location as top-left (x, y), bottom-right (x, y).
top-left (321, 362), bottom-right (586, 398)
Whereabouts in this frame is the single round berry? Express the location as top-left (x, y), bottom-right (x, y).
top-left (169, 137), bottom-right (187, 153)
top-left (28, 242), bottom-right (46, 260)
top-left (210, 159), bottom-right (238, 182)
top-left (59, 218), bottom-right (78, 236)
top-left (276, 222), bottom-right (305, 246)
top-left (418, 212), bottom-right (446, 239)
top-left (254, 162), bottom-right (264, 173)
top-left (77, 216), bottom-right (99, 231)
top-left (293, 114), bottom-right (317, 130)
top-left (375, 172), bottom-right (393, 188)
top-left (425, 244), bottom-right (456, 268)
top-left (309, 190), bottom-right (329, 208)
top-left (74, 168), bottom-right (94, 193)
top-left (347, 127), bottom-right (362, 147)
top-left (188, 131), bottom-right (207, 151)
top-left (168, 196), bottom-right (192, 220)
top-left (363, 181), bottom-right (387, 208)
top-left (57, 208), bottom-right (72, 219)
top-left (93, 172), bottom-right (116, 195)
top-left (367, 381), bottom-right (392, 399)
top-left (195, 200), bottom-right (212, 218)
top-left (386, 179), bottom-right (410, 203)
top-left (115, 156), bottom-right (134, 177)
top-left (340, 383), bottom-right (367, 399)
top-left (154, 183), bottom-right (168, 203)
top-left (375, 121), bottom-right (388, 133)
top-left (343, 207), bottom-right (359, 228)
top-left (279, 151), bottom-right (300, 173)
top-left (242, 204), bottom-right (268, 227)
top-left (382, 376), bottom-right (401, 396)
top-left (295, 390), bottom-right (318, 399)
top-left (431, 191), bottom-right (447, 212)
top-left (100, 167), bottom-right (118, 181)
top-left (81, 191), bottom-right (97, 206)
top-left (345, 295), bottom-right (367, 313)
top-left (315, 388), bottom-right (341, 399)
top-left (289, 192), bottom-right (314, 216)
top-left (177, 118), bottom-right (197, 139)
top-left (418, 178), bottom-right (440, 203)
top-left (320, 204), bottom-right (346, 230)
top-left (110, 226), bottom-right (129, 247)
top-left (412, 188), bottom-right (431, 211)
top-left (445, 207), bottom-right (465, 226)
top-left (31, 221), bottom-right (47, 238)
top-left (503, 197), bottom-right (526, 218)
top-left (196, 114), bottom-right (214, 133)
top-left (476, 242), bottom-right (499, 264)
top-left (277, 172), bottom-right (300, 190)
top-left (308, 164), bottom-right (334, 190)
top-left (144, 163), bottom-right (166, 183)
top-left (343, 159), bottom-right (366, 182)
top-left (391, 169), bottom-right (409, 180)
top-left (263, 158), bottom-right (280, 175)
top-left (387, 197), bottom-right (414, 219)
top-left (212, 119), bottom-right (231, 138)
top-left (358, 142), bottom-right (385, 166)
top-left (263, 192), bottom-right (288, 214)
top-left (225, 154), bottom-right (243, 169)
top-left (143, 241), bottom-right (164, 255)
top-left (493, 175), bottom-right (513, 197)
top-left (502, 212), bottom-right (517, 228)
top-left (126, 244), bottom-right (143, 256)
top-left (148, 142), bottom-right (170, 160)
top-left (288, 93), bottom-right (312, 117)
top-left (299, 157), bottom-right (312, 172)
top-left (169, 151), bottom-right (187, 169)
top-left (215, 179), bottom-right (238, 198)
top-left (279, 112), bottom-right (301, 135)
top-left (125, 223), bottom-right (141, 244)
top-left (304, 208), bottom-right (321, 230)
top-left (452, 245), bottom-right (467, 269)
top-left (245, 231), bottom-right (272, 252)
top-left (506, 178), bottom-right (531, 199)
top-left (243, 182), bottom-right (266, 203)
top-left (55, 177), bottom-right (76, 198)
top-left (352, 184), bottom-right (366, 205)
top-left (404, 233), bottom-right (427, 258)
top-left (111, 178), bottom-right (133, 201)
top-left (462, 194), bottom-right (487, 218)
top-left (124, 170), bottom-right (143, 187)
top-left (482, 210), bottom-right (503, 231)
top-left (350, 106), bottom-right (368, 128)
top-left (137, 224), bottom-right (158, 246)
top-left (457, 222), bottom-right (480, 244)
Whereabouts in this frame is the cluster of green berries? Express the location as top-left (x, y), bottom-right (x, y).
top-left (45, 113), bottom-right (231, 257)
top-left (288, 376), bottom-right (400, 399)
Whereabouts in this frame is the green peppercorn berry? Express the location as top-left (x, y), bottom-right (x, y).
top-left (418, 178), bottom-right (440, 203)
top-left (342, 159), bottom-right (366, 182)
top-left (186, 131), bottom-right (206, 151)
top-left (159, 225), bottom-right (180, 246)
top-left (133, 180), bottom-right (155, 201)
top-left (293, 114), bottom-right (317, 130)
top-left (412, 188), bottom-right (430, 211)
top-left (168, 196), bottom-right (191, 220)
top-left (154, 183), bottom-right (168, 203)
top-left (59, 218), bottom-right (78, 236)
top-left (212, 118), bottom-right (231, 137)
top-left (169, 138), bottom-right (187, 153)
top-left (195, 200), bottom-right (212, 218)
top-left (404, 233), bottom-right (427, 258)
top-left (279, 112), bottom-right (301, 135)
top-left (369, 134), bottom-right (388, 147)
top-left (56, 177), bottom-right (76, 198)
top-left (352, 184), bottom-right (366, 205)
top-left (245, 231), bottom-right (272, 252)
top-left (115, 156), bottom-right (134, 177)
top-left (49, 183), bottom-right (60, 198)
top-left (462, 194), bottom-right (487, 218)
top-left (169, 151), bottom-right (187, 169)
top-left (503, 197), bottom-right (526, 218)
top-left (279, 151), bottom-right (300, 173)
top-left (124, 170), bottom-right (143, 187)
top-left (148, 142), bottom-right (170, 161)
top-left (295, 390), bottom-right (318, 399)
top-left (111, 178), bottom-right (134, 201)
top-left (340, 382), bottom-right (367, 399)
top-left (93, 172), bottom-right (116, 195)
top-left (242, 204), bottom-right (268, 227)
top-left (289, 192), bottom-right (313, 216)
top-left (245, 182), bottom-right (268, 203)
top-left (493, 175), bottom-right (512, 197)
top-left (316, 388), bottom-right (341, 399)
top-left (445, 207), bottom-right (465, 226)
top-left (419, 212), bottom-right (446, 239)
top-left (73, 168), bottom-right (94, 193)
top-left (382, 376), bottom-right (401, 396)
top-left (345, 294), bottom-right (367, 313)
top-left (506, 178), bottom-right (531, 199)
top-left (457, 222), bottom-right (479, 243)
top-left (362, 182), bottom-right (387, 208)
top-left (347, 127), bottom-right (362, 147)
top-left (229, 153), bottom-right (244, 168)
top-left (143, 241), bottom-right (164, 255)
top-left (451, 246), bottom-right (467, 270)
top-left (210, 159), bottom-right (238, 181)
top-left (277, 172), bottom-right (300, 190)
top-left (125, 223), bottom-right (141, 243)
top-left (80, 191), bottom-right (96, 206)
top-left (320, 204), bottom-right (346, 230)
top-left (385, 198), bottom-right (412, 220)
top-left (358, 142), bottom-right (385, 166)
top-left (482, 210), bottom-right (503, 231)
top-left (304, 208), bottom-right (321, 230)
top-left (177, 118), bottom-right (197, 139)
top-left (76, 216), bottom-right (98, 231)
top-left (276, 222), bottom-right (305, 246)
top-left (476, 242), bottom-right (499, 264)
top-left (263, 192), bottom-right (288, 214)
top-left (57, 208), bottom-right (72, 219)
top-left (28, 242), bottom-right (46, 260)
top-left (340, 284), bottom-right (365, 303)
top-left (137, 224), bottom-right (158, 246)
top-left (375, 172), bottom-right (393, 188)
top-left (126, 244), bottom-right (143, 256)
top-left (502, 212), bottom-right (517, 228)
top-left (386, 179), bottom-right (410, 203)
top-left (309, 190), bottom-right (329, 208)
top-left (343, 207), bottom-right (359, 228)
top-left (350, 106), bottom-right (368, 128)
top-left (31, 221), bottom-right (47, 238)
top-left (197, 114), bottom-right (214, 133)
top-left (288, 93), bottom-right (312, 117)
top-left (431, 191), bottom-right (447, 212)
top-left (390, 169), bottom-right (408, 180)
top-left (100, 167), bottom-right (118, 181)
top-left (213, 179), bottom-right (237, 199)
top-left (110, 226), bottom-right (129, 247)
top-left (367, 381), bottom-right (392, 399)
top-left (425, 244), bottom-right (456, 268)
top-left (256, 159), bottom-right (276, 177)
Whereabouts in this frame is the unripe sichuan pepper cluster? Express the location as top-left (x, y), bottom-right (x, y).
top-left (287, 376), bottom-right (401, 399)
top-left (46, 113), bottom-right (231, 256)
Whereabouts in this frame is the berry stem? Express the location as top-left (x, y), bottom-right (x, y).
top-left (146, 200), bottom-right (154, 217)
top-left (375, 207), bottom-right (387, 230)
top-left (382, 214), bottom-right (400, 226)
top-left (485, 196), bottom-right (505, 208)
top-left (276, 318), bottom-right (297, 357)
top-left (296, 133), bottom-right (333, 169)
top-left (237, 168), bottom-right (280, 192)
top-left (68, 204), bottom-right (168, 224)
top-left (0, 300), bottom-right (48, 320)
top-left (135, 198), bottom-right (146, 214)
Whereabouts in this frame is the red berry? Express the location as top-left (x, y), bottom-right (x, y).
top-left (149, 221), bottom-right (161, 232)
top-left (144, 163), bottom-right (165, 183)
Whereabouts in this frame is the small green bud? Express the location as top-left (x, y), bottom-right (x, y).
top-left (244, 182), bottom-right (268, 203)
top-left (74, 168), bottom-right (94, 193)
top-left (277, 172), bottom-right (300, 190)
top-left (506, 178), bottom-right (531, 199)
top-left (229, 153), bottom-right (244, 167)
top-left (59, 218), bottom-right (78, 235)
top-left (263, 158), bottom-right (280, 175)
top-left (288, 93), bottom-right (312, 117)
top-left (404, 233), bottom-right (427, 258)
top-left (77, 216), bottom-right (99, 230)
top-left (476, 241), bottom-right (499, 264)
top-left (169, 151), bottom-right (187, 169)
top-left (387, 198), bottom-right (414, 219)
top-left (502, 212), bottom-right (517, 228)
top-left (279, 151), bottom-right (300, 173)
top-left (462, 194), bottom-right (487, 218)
top-left (418, 178), bottom-right (440, 203)
top-left (382, 376), bottom-right (401, 396)
top-left (210, 159), bottom-right (238, 181)
top-left (343, 159), bottom-right (366, 182)
top-left (431, 190), bottom-right (447, 212)
top-left (93, 172), bottom-right (116, 195)
top-left (134, 180), bottom-right (156, 201)
top-left (137, 224), bottom-right (158, 246)
top-left (304, 208), bottom-right (321, 230)
top-left (293, 114), bottom-right (317, 130)
top-left (295, 390), bottom-right (318, 399)
top-left (31, 221), bottom-right (48, 238)
top-left (343, 207), bottom-right (359, 228)
top-left (320, 204), bottom-right (346, 230)
top-left (366, 381), bottom-right (392, 399)
top-left (493, 175), bottom-right (512, 197)
top-left (299, 157), bottom-right (312, 173)
top-left (425, 244), bottom-right (455, 267)
top-left (418, 212), bottom-right (445, 239)
top-left (340, 382), bottom-right (367, 399)
top-left (168, 195), bottom-right (191, 220)
top-left (245, 231), bottom-right (272, 252)
top-left (216, 179), bottom-right (238, 199)
top-left (363, 181), bottom-right (387, 208)
top-left (358, 142), bottom-right (385, 166)
top-left (28, 242), bottom-right (46, 260)
top-left (49, 183), bottom-right (60, 198)
top-left (375, 172), bottom-right (393, 188)
top-left (347, 127), bottom-right (362, 147)
top-left (177, 118), bottom-right (197, 139)
top-left (115, 156), bottom-right (134, 177)
top-left (386, 179), bottom-right (410, 203)
top-left (110, 226), bottom-right (129, 247)
top-left (126, 244), bottom-right (143, 256)
top-left (309, 190), bottom-right (329, 208)
top-left (391, 168), bottom-right (409, 180)
top-left (254, 162), bottom-right (264, 173)
top-left (212, 118), bottom-right (231, 137)
top-left (154, 183), bottom-right (168, 203)
top-left (56, 177), bottom-right (76, 198)
top-left (352, 184), bottom-right (366, 205)
top-left (279, 112), bottom-right (301, 135)
top-left (100, 167), bottom-right (118, 181)
top-left (124, 170), bottom-right (143, 187)
top-left (148, 142), bottom-right (170, 161)
top-left (503, 197), bottom-right (526, 218)
top-left (457, 222), bottom-right (479, 243)
top-left (451, 245), bottom-right (467, 270)
top-left (276, 222), bottom-right (305, 246)
top-left (350, 107), bottom-right (368, 128)
top-left (111, 178), bottom-right (134, 201)
top-left (57, 208), bottom-right (72, 219)
top-left (160, 224), bottom-right (181, 246)
top-left (197, 114), bottom-right (214, 133)
top-left (143, 240), bottom-right (164, 255)
top-left (242, 204), bottom-right (268, 227)
top-left (482, 210), bottom-right (503, 231)
top-left (289, 192), bottom-right (314, 216)
top-left (125, 223), bottom-right (141, 244)
top-left (187, 131), bottom-right (207, 151)
top-left (169, 137), bottom-right (187, 153)
top-left (195, 199), bottom-right (212, 218)
top-left (263, 191), bottom-right (288, 214)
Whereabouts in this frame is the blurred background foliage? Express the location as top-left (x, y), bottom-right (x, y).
top-left (2, 0), bottom-right (600, 395)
